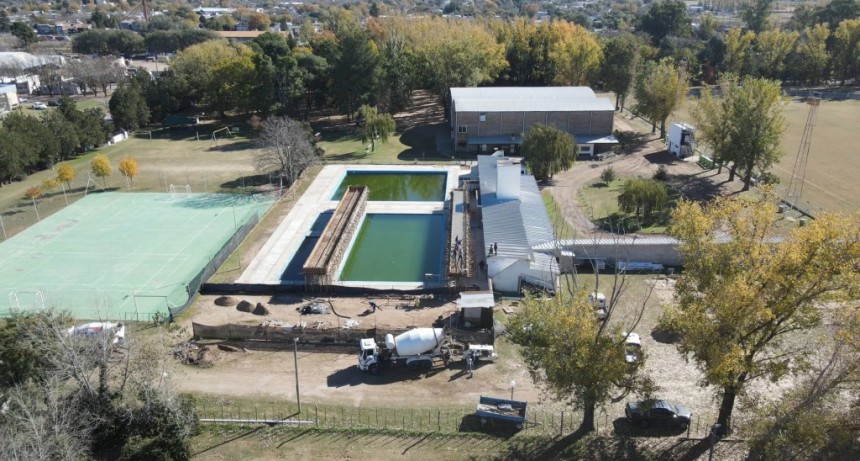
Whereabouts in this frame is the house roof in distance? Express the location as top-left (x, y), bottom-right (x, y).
top-left (451, 86), bottom-right (614, 113)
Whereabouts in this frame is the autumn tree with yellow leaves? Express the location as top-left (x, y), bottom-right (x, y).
top-left (90, 155), bottom-right (111, 188)
top-left (118, 156), bottom-right (139, 190)
top-left (661, 193), bottom-right (860, 435)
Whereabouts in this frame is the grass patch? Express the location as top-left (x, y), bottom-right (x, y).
top-left (577, 178), bottom-right (679, 234)
top-left (318, 123), bottom-right (452, 164)
top-left (541, 190), bottom-right (574, 239)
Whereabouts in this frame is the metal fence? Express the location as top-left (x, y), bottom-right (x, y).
top-left (196, 400), bottom-right (719, 439)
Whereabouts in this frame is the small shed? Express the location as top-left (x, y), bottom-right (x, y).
top-left (456, 291), bottom-right (495, 328)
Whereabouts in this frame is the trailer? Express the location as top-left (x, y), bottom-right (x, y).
top-left (359, 328), bottom-right (456, 374)
top-left (667, 123), bottom-right (696, 158)
top-left (475, 395), bottom-right (528, 430)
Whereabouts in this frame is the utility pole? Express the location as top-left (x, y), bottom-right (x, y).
top-left (141, 0), bottom-right (150, 21)
top-left (294, 337), bottom-right (301, 413)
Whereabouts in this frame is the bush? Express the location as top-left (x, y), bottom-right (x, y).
top-left (600, 167), bottom-right (616, 183)
top-left (756, 172), bottom-right (780, 185)
top-left (653, 165), bottom-right (669, 181)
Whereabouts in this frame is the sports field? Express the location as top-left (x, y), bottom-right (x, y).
top-left (0, 192), bottom-right (272, 320)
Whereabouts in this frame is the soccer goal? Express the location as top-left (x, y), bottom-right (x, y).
top-left (8, 290), bottom-right (46, 313)
top-left (168, 184), bottom-right (192, 200)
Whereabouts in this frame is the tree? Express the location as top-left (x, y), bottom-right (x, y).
top-left (617, 178), bottom-right (668, 222)
top-left (144, 29), bottom-right (216, 54)
top-left (600, 34), bottom-right (639, 110)
top-left (43, 111), bottom-right (81, 161)
top-left (171, 40), bottom-right (257, 115)
top-left (816, 0), bottom-right (860, 33)
top-left (72, 29), bottom-right (145, 56)
top-left (57, 164), bottom-right (76, 189)
top-left (509, 270), bottom-right (655, 432)
top-left (755, 29), bottom-right (800, 79)
top-left (254, 116), bottom-right (318, 186)
top-left (520, 124), bottom-right (576, 181)
top-left (834, 18), bottom-right (860, 85)
top-left (90, 154), bottom-right (111, 188)
top-left (354, 105), bottom-right (396, 152)
top-left (118, 156), bottom-right (139, 190)
top-left (795, 24), bottom-right (831, 85)
top-left (600, 167), bottom-right (616, 183)
top-left (109, 80), bottom-right (150, 131)
top-left (723, 28), bottom-right (756, 75)
top-left (633, 59), bottom-right (688, 138)
top-left (330, 27), bottom-right (381, 118)
top-left (662, 194), bottom-right (860, 435)
top-left (549, 21), bottom-right (602, 86)
top-left (10, 22), bottom-right (37, 46)
top-left (742, 0), bottom-right (774, 34)
top-left (0, 10), bottom-right (10, 33)
top-left (638, 0), bottom-right (691, 45)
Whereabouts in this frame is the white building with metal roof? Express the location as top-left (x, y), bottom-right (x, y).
top-left (478, 152), bottom-right (559, 294)
top-left (450, 86), bottom-right (617, 155)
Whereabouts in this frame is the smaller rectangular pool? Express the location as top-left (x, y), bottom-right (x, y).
top-left (339, 214), bottom-right (445, 282)
top-left (332, 171), bottom-right (447, 202)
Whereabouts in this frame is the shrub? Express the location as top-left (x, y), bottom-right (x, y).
top-left (653, 165), bottom-right (669, 181)
top-left (600, 167), bottom-right (616, 183)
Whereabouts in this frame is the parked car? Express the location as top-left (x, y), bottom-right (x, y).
top-left (625, 399), bottom-right (692, 429)
top-left (31, 102), bottom-right (47, 110)
top-left (623, 332), bottom-right (641, 364)
top-left (589, 292), bottom-right (607, 320)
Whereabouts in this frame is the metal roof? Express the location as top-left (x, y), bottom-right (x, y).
top-left (454, 97), bottom-right (615, 113)
top-left (457, 291), bottom-right (495, 308)
top-left (479, 154), bottom-right (556, 260)
top-left (576, 134), bottom-right (620, 144)
top-left (451, 87), bottom-right (596, 100)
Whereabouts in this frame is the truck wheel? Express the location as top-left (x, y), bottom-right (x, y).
top-left (407, 361), bottom-right (419, 371)
top-left (640, 420), bottom-right (649, 429)
top-left (369, 363), bottom-right (380, 375)
top-left (421, 359), bottom-right (432, 370)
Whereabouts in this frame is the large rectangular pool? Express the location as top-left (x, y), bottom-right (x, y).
top-left (339, 214), bottom-right (445, 282)
top-left (332, 172), bottom-right (447, 202)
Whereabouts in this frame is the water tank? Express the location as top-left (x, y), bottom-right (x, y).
top-left (385, 328), bottom-right (445, 356)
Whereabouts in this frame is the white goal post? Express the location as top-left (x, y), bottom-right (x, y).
top-left (168, 184), bottom-right (192, 200)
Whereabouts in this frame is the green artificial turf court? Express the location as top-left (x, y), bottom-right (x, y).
top-left (0, 192), bottom-right (272, 320)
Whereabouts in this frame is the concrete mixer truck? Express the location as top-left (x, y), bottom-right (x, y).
top-left (358, 328), bottom-right (460, 374)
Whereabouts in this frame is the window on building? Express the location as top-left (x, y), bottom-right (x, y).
top-left (458, 126), bottom-right (468, 133)
top-left (578, 144), bottom-right (593, 154)
top-left (479, 114), bottom-right (486, 122)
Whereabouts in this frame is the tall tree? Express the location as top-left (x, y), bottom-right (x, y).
top-left (118, 156), bottom-right (139, 190)
top-left (633, 59), bottom-right (688, 138)
top-left (638, 0), bottom-right (691, 45)
top-left (171, 40), bottom-right (257, 115)
top-left (755, 29), bottom-right (800, 79)
top-left (520, 124), bottom-right (576, 181)
top-left (330, 28), bottom-right (380, 118)
top-left (723, 28), bottom-right (756, 75)
top-left (549, 20), bottom-right (602, 86)
top-left (833, 18), bottom-right (860, 85)
top-left (354, 105), bottom-right (395, 152)
top-left (56, 164), bottom-right (76, 189)
top-left (795, 24), bottom-right (832, 85)
top-left (742, 0), bottom-right (774, 34)
top-left (617, 178), bottom-right (668, 222)
top-left (662, 194), bottom-right (860, 435)
top-left (509, 270), bottom-right (655, 433)
top-left (254, 116), bottom-right (318, 186)
top-left (600, 34), bottom-right (639, 110)
top-left (109, 80), bottom-right (150, 131)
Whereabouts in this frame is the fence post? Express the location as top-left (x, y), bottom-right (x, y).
top-left (437, 410), bottom-right (441, 432)
top-left (315, 405), bottom-right (319, 427)
top-left (560, 411), bottom-right (564, 437)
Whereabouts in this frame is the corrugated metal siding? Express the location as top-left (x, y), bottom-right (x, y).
top-left (450, 87), bottom-right (596, 100)
top-left (454, 98), bottom-right (615, 113)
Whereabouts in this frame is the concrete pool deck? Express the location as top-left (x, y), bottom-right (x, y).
top-left (238, 164), bottom-right (465, 288)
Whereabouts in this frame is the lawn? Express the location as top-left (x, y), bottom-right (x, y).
top-left (576, 178), bottom-right (678, 234)
top-left (541, 190), bottom-right (575, 239)
top-left (318, 123), bottom-right (457, 164)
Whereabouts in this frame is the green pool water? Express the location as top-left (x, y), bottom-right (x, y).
top-left (332, 172), bottom-right (447, 201)
top-left (339, 214), bottom-right (445, 282)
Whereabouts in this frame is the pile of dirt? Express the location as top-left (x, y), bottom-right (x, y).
top-left (173, 341), bottom-right (221, 368)
top-left (252, 303), bottom-right (270, 316)
top-left (215, 296), bottom-right (238, 307)
top-left (237, 300), bottom-right (252, 313)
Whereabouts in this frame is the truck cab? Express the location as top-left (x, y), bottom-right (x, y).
top-left (359, 338), bottom-right (381, 374)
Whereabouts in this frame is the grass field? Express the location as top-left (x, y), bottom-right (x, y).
top-left (318, 123), bottom-right (451, 163)
top-left (577, 179), bottom-right (678, 234)
top-left (664, 93), bottom-right (860, 213)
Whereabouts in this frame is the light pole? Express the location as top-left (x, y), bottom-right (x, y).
top-left (510, 380), bottom-right (516, 400)
top-left (293, 337), bottom-right (301, 414)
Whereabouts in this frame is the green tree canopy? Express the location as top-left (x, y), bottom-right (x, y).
top-left (638, 0), bottom-right (691, 45)
top-left (355, 105), bottom-right (396, 152)
top-left (520, 124), bottom-right (576, 181)
top-left (663, 194), bottom-right (860, 435)
top-left (633, 58), bottom-right (688, 138)
top-left (72, 29), bottom-right (145, 56)
top-left (600, 33), bottom-right (639, 110)
top-left (834, 18), bottom-right (860, 85)
top-left (109, 78), bottom-right (151, 131)
top-left (617, 178), bottom-right (668, 222)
